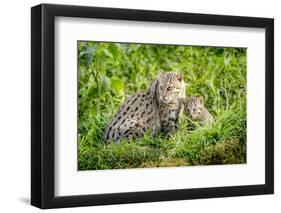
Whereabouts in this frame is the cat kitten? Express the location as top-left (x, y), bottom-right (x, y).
top-left (103, 72), bottom-right (186, 142)
top-left (183, 96), bottom-right (215, 125)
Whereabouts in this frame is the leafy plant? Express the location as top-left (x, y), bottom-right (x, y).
top-left (78, 42), bottom-right (247, 170)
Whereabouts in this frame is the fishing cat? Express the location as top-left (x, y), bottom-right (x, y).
top-left (183, 96), bottom-right (215, 125)
top-left (103, 72), bottom-right (186, 142)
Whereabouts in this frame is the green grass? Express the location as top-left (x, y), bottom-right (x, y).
top-left (78, 42), bottom-right (247, 170)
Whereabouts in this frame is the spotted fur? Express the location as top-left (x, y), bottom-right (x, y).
top-left (103, 72), bottom-right (186, 142)
top-left (183, 96), bottom-right (215, 125)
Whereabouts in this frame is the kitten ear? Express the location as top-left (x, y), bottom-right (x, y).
top-left (177, 73), bottom-right (184, 82)
top-left (198, 96), bottom-right (204, 105)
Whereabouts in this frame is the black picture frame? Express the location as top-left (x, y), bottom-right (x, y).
top-left (31, 3), bottom-right (274, 209)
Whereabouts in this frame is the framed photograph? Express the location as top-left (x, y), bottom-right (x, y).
top-left (31, 3), bottom-right (274, 209)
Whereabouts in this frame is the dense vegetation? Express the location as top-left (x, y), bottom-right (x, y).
top-left (78, 41), bottom-right (247, 170)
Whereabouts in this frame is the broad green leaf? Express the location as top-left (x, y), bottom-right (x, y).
top-left (110, 77), bottom-right (124, 95)
top-left (79, 44), bottom-right (98, 65)
top-left (100, 75), bottom-right (110, 92)
top-left (103, 49), bottom-right (113, 58)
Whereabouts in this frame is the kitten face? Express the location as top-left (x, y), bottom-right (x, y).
top-left (185, 96), bottom-right (204, 120)
top-left (158, 72), bottom-right (185, 104)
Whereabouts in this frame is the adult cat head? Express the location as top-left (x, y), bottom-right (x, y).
top-left (156, 72), bottom-right (186, 104)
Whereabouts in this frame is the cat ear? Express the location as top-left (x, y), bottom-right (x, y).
top-left (157, 71), bottom-right (165, 78)
top-left (199, 96), bottom-right (204, 105)
top-left (177, 73), bottom-right (184, 82)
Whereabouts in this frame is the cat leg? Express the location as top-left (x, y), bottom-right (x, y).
top-left (118, 119), bottom-right (146, 140)
top-left (105, 118), bottom-right (147, 142)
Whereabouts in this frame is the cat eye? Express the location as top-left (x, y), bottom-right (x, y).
top-left (193, 108), bottom-right (200, 113)
top-left (167, 86), bottom-right (173, 91)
